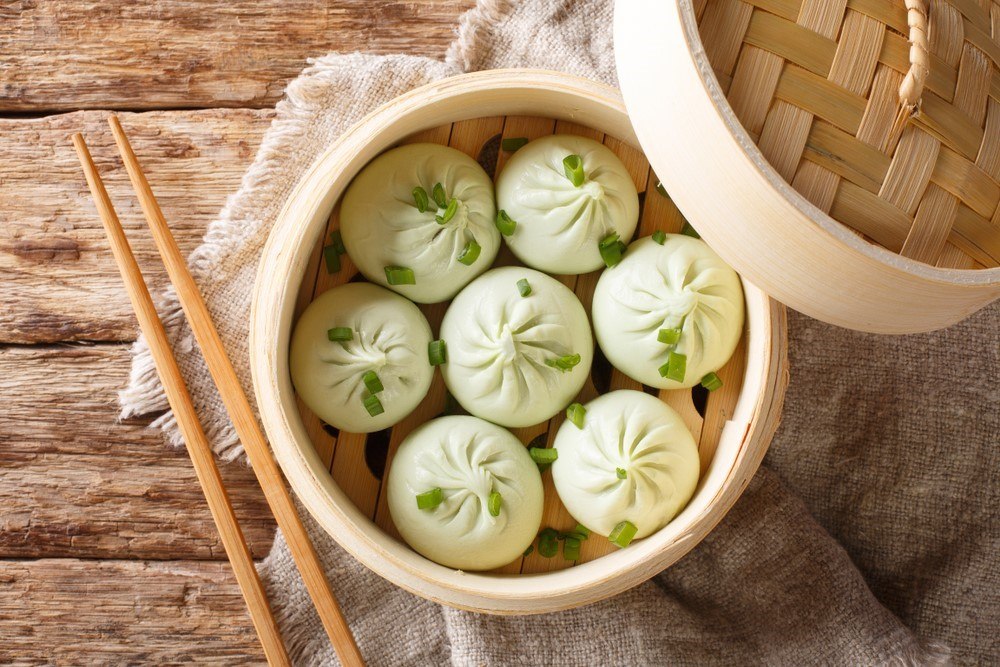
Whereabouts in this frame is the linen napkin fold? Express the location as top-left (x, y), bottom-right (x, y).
top-left (120, 0), bottom-right (997, 663)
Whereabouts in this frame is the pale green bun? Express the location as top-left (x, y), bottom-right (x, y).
top-left (495, 134), bottom-right (639, 274)
top-left (386, 416), bottom-right (543, 570)
top-left (551, 390), bottom-right (699, 539)
top-left (290, 283), bottom-right (433, 433)
top-left (340, 143), bottom-right (500, 304)
top-left (592, 235), bottom-right (744, 389)
top-left (439, 266), bottom-right (593, 428)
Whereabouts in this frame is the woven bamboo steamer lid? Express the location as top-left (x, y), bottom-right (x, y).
top-left (616, 0), bottom-right (1000, 333)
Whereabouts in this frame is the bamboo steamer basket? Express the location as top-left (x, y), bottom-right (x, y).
top-left (251, 70), bottom-right (788, 614)
top-left (616, 0), bottom-right (1000, 333)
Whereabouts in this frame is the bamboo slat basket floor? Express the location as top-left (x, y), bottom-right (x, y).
top-left (616, 0), bottom-right (1000, 333)
top-left (250, 71), bottom-right (787, 614)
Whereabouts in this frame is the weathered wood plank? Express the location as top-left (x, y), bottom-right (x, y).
top-left (0, 344), bottom-right (276, 559)
top-left (0, 109), bottom-right (271, 343)
top-left (0, 558), bottom-right (265, 665)
top-left (0, 0), bottom-right (474, 111)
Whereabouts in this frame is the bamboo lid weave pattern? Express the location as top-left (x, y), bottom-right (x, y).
top-left (696, 0), bottom-right (1000, 269)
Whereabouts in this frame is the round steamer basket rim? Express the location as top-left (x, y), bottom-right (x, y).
top-left (250, 69), bottom-right (788, 613)
top-left (614, 0), bottom-right (1000, 334)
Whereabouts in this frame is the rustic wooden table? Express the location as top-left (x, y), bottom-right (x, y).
top-left (0, 2), bottom-right (474, 662)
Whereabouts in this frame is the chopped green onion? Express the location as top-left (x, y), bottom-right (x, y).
top-left (609, 520), bottom-right (638, 548)
top-left (323, 244), bottom-right (341, 273)
top-left (598, 232), bottom-right (626, 268)
top-left (416, 487), bottom-right (443, 510)
top-left (488, 490), bottom-right (502, 517)
top-left (362, 370), bottom-right (383, 394)
top-left (561, 524), bottom-right (591, 541)
top-left (363, 393), bottom-right (384, 417)
top-left (563, 154), bottom-right (585, 187)
top-left (516, 278), bottom-right (531, 297)
top-left (457, 240), bottom-right (481, 265)
top-left (655, 181), bottom-right (668, 197)
top-left (436, 198), bottom-right (458, 225)
top-left (432, 182), bottom-right (447, 208)
top-left (538, 528), bottom-right (559, 557)
top-left (495, 209), bottom-right (517, 236)
top-left (529, 447), bottom-right (558, 468)
top-left (616, 467), bottom-right (628, 480)
top-left (502, 137), bottom-right (529, 152)
top-left (652, 229), bottom-right (667, 245)
top-left (428, 339), bottom-right (447, 366)
top-left (657, 327), bottom-right (681, 345)
top-left (384, 265), bottom-right (415, 285)
top-left (562, 536), bottom-right (581, 561)
top-left (566, 402), bottom-right (586, 429)
top-left (681, 221), bottom-right (701, 239)
top-left (546, 353), bottom-right (581, 372)
top-left (327, 326), bottom-right (353, 342)
top-left (658, 351), bottom-right (687, 383)
top-left (412, 186), bottom-right (429, 213)
top-left (700, 372), bottom-right (723, 391)
top-left (522, 544), bottom-right (534, 557)
top-left (329, 230), bottom-right (346, 255)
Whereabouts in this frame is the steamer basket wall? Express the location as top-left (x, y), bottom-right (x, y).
top-left (250, 70), bottom-right (788, 614)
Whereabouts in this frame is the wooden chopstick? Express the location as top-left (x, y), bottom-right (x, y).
top-left (72, 133), bottom-right (292, 667)
top-left (106, 116), bottom-right (365, 667)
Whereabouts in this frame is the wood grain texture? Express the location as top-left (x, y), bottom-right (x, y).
top-left (0, 344), bottom-right (276, 560)
top-left (0, 109), bottom-right (271, 344)
top-left (0, 0), bottom-right (474, 111)
top-left (0, 558), bottom-right (265, 665)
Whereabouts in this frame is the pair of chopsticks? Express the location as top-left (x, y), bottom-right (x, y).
top-left (73, 118), bottom-right (364, 667)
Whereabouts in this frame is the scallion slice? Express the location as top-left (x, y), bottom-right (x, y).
top-left (562, 154), bottom-right (585, 187)
top-left (502, 137), bottom-right (529, 152)
top-left (598, 232), bottom-right (626, 268)
top-left (416, 487), bottom-right (443, 510)
top-left (412, 186), bottom-right (429, 213)
top-left (655, 181), bottom-right (668, 197)
top-left (362, 370), bottom-right (383, 394)
top-left (428, 339), bottom-right (447, 366)
top-left (616, 467), bottom-right (628, 480)
top-left (522, 544), bottom-right (534, 557)
top-left (487, 490), bottom-right (502, 517)
top-left (657, 327), bottom-right (681, 345)
top-left (495, 209), bottom-right (517, 236)
top-left (700, 372), bottom-right (723, 391)
top-left (538, 528), bottom-right (559, 558)
top-left (384, 265), bottom-right (415, 285)
top-left (609, 520), bottom-right (638, 548)
top-left (566, 402), bottom-right (586, 429)
top-left (681, 221), bottom-right (701, 239)
top-left (658, 351), bottom-right (687, 383)
top-left (436, 198), bottom-right (457, 225)
top-left (545, 353), bottom-right (581, 372)
top-left (568, 524), bottom-right (591, 540)
top-left (652, 229), bottom-right (667, 245)
top-left (362, 393), bottom-right (384, 417)
top-left (457, 240), bottom-right (481, 265)
top-left (562, 536), bottom-right (581, 561)
top-left (516, 278), bottom-right (531, 297)
top-left (327, 326), bottom-right (353, 342)
top-left (323, 244), bottom-right (341, 273)
top-left (529, 447), bottom-right (558, 468)
top-left (329, 230), bottom-right (346, 255)
top-left (432, 182), bottom-right (447, 208)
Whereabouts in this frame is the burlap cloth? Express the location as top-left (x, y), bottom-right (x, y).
top-left (120, 1), bottom-right (999, 664)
